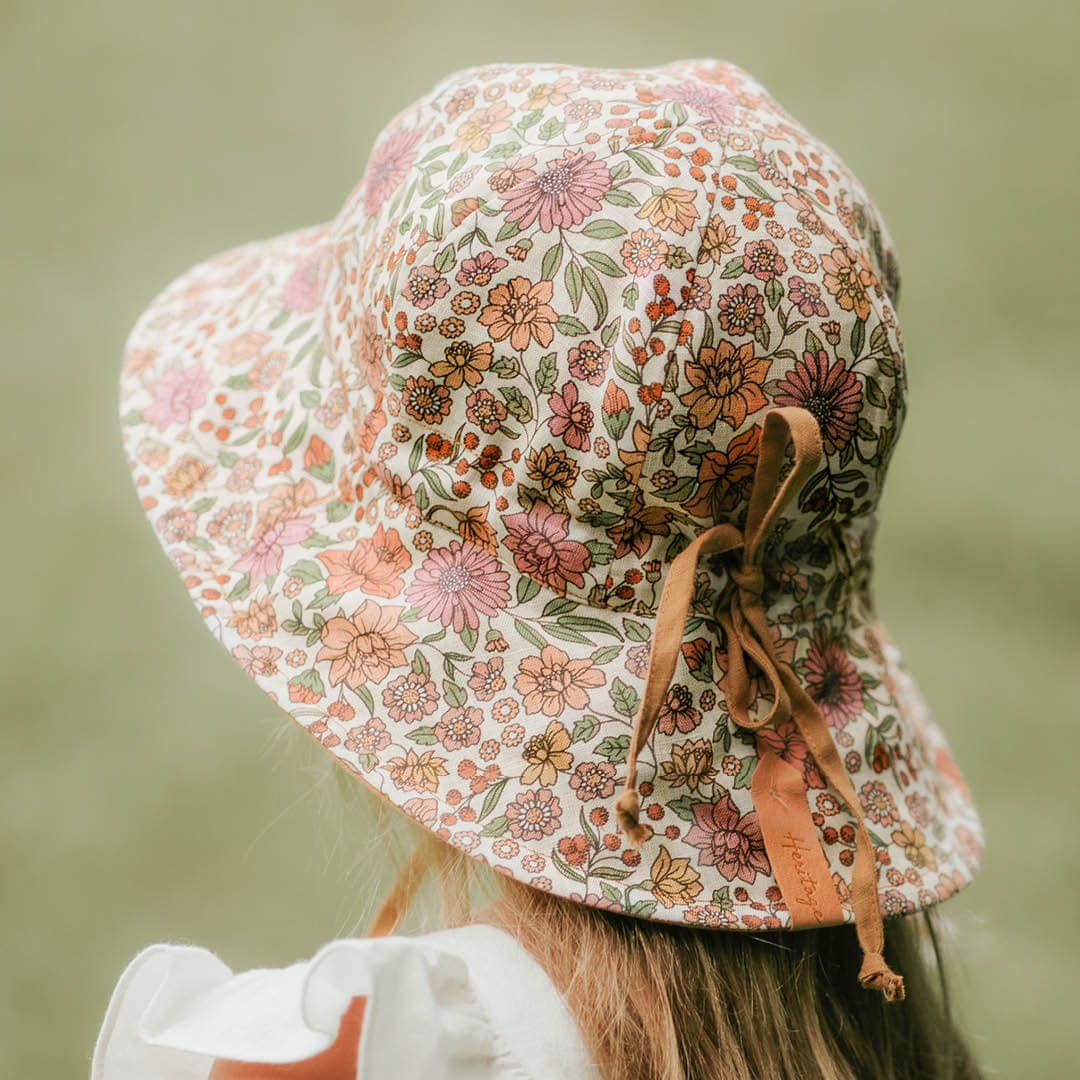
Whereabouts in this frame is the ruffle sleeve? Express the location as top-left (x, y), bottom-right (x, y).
top-left (91, 934), bottom-right (502, 1079)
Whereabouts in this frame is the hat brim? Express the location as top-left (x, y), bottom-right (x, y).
top-left (118, 224), bottom-right (982, 930)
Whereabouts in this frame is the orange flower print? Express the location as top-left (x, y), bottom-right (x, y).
top-left (388, 748), bottom-right (447, 793)
top-left (303, 434), bottom-right (332, 474)
top-left (352, 309), bottom-right (387, 389)
top-left (513, 645), bottom-right (605, 716)
top-left (620, 228), bottom-right (669, 277)
top-left (607, 488), bottom-right (673, 559)
top-left (636, 188), bottom-right (698, 235)
top-left (521, 719), bottom-right (573, 786)
top-left (487, 155), bottom-right (536, 194)
top-left (456, 504), bottom-right (500, 554)
top-left (684, 423), bottom-right (761, 521)
top-left (453, 101), bottom-right (514, 152)
top-left (163, 454), bottom-right (213, 500)
top-left (679, 340), bottom-right (771, 430)
top-left (254, 478), bottom-right (320, 533)
top-left (429, 339), bottom-right (493, 389)
top-left (316, 600), bottom-right (417, 687)
top-left (478, 277), bottom-right (557, 350)
top-left (649, 846), bottom-right (703, 908)
top-left (316, 524), bottom-right (411, 598)
top-left (821, 244), bottom-right (875, 323)
top-left (227, 595), bottom-right (277, 641)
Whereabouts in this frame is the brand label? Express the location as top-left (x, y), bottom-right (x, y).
top-left (751, 750), bottom-right (845, 927)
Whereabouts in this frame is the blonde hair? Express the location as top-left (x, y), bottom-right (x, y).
top-left (326, 755), bottom-right (983, 1080)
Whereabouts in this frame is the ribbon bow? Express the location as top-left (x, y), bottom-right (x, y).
top-left (614, 406), bottom-right (905, 1002)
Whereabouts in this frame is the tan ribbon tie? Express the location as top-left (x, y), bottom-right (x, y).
top-left (613, 405), bottom-right (905, 1002)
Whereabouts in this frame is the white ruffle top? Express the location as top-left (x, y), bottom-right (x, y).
top-left (92, 924), bottom-right (601, 1079)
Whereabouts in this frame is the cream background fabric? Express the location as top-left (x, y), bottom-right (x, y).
top-left (92, 923), bottom-right (600, 1079)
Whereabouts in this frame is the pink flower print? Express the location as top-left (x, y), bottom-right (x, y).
top-left (456, 251), bottom-right (508, 286)
top-left (803, 632), bottom-right (864, 729)
top-left (501, 149), bottom-right (611, 232)
top-left (665, 81), bottom-right (736, 126)
top-left (743, 238), bottom-right (787, 283)
top-left (787, 275), bottom-right (829, 318)
top-left (345, 717), bottom-right (392, 754)
top-left (717, 283), bottom-right (765, 337)
top-left (466, 657), bottom-right (506, 701)
top-left (547, 381), bottom-right (593, 451)
top-left (569, 760), bottom-right (616, 802)
top-left (156, 506), bottom-right (197, 544)
top-left (144, 364), bottom-right (211, 433)
top-left (859, 780), bottom-right (899, 828)
top-left (755, 721), bottom-right (825, 790)
top-left (405, 541), bottom-right (511, 632)
top-left (231, 513), bottom-right (315, 587)
top-left (402, 264), bottom-right (450, 310)
top-left (501, 501), bottom-right (591, 594)
top-left (506, 788), bottom-right (562, 841)
top-left (620, 229), bottom-right (669, 277)
top-left (361, 128), bottom-right (422, 215)
top-left (433, 706), bottom-right (483, 751)
top-left (684, 794), bottom-right (770, 883)
top-left (382, 670), bottom-right (440, 723)
top-left (465, 389), bottom-right (507, 434)
top-left (282, 254), bottom-right (327, 313)
top-left (566, 340), bottom-right (609, 385)
top-left (231, 644), bottom-right (283, 678)
top-left (656, 684), bottom-right (702, 735)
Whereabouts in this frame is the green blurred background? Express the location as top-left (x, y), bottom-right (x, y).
top-left (3, 1), bottom-right (1077, 1075)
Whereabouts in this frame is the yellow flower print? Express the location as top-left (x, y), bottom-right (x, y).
top-left (659, 738), bottom-right (717, 791)
top-left (649, 846), bottom-right (703, 909)
top-left (696, 215), bottom-right (738, 264)
top-left (636, 188), bottom-right (699, 235)
top-left (453, 102), bottom-right (514, 152)
top-left (891, 821), bottom-right (937, 871)
top-left (388, 748), bottom-right (448, 793)
top-left (521, 719), bottom-right (573, 786)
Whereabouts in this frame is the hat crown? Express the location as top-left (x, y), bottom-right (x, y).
top-left (320, 60), bottom-right (907, 614)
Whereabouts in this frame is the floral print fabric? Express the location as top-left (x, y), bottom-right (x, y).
top-left (118, 58), bottom-right (982, 929)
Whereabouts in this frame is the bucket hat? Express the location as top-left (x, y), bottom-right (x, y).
top-left (118, 58), bottom-right (982, 998)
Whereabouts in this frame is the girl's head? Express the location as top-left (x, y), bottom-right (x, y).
top-left (118, 55), bottom-right (984, 1072)
top-left (342, 770), bottom-right (981, 1080)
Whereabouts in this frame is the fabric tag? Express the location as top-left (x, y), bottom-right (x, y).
top-left (751, 751), bottom-right (845, 927)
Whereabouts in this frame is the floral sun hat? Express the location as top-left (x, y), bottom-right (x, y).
top-left (118, 58), bottom-right (982, 998)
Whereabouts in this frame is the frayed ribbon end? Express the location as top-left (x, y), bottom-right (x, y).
top-left (858, 952), bottom-right (906, 1002)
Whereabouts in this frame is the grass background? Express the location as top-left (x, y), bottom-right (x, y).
top-left (3, 1), bottom-right (1078, 1075)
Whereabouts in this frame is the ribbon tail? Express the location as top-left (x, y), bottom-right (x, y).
top-left (778, 663), bottom-right (905, 1002)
